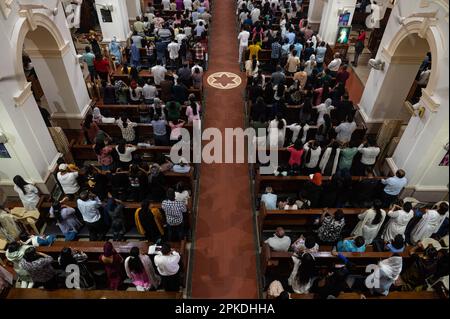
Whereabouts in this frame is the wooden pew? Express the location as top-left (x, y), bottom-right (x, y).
top-left (254, 169), bottom-right (385, 194)
top-left (97, 123), bottom-right (194, 140)
top-left (6, 288), bottom-right (183, 299)
top-left (96, 103), bottom-right (194, 122)
top-left (290, 291), bottom-right (441, 299)
top-left (258, 202), bottom-right (366, 229)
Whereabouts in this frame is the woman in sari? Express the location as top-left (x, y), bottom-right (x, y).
top-left (134, 200), bottom-right (164, 242)
top-left (352, 200), bottom-right (386, 245)
top-left (365, 255), bottom-right (403, 296)
top-left (98, 242), bottom-right (124, 290)
top-left (124, 247), bottom-right (161, 291)
top-left (410, 202), bottom-right (448, 244)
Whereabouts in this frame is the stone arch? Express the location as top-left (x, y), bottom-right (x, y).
top-left (10, 12), bottom-right (68, 91)
top-left (381, 18), bottom-right (446, 108)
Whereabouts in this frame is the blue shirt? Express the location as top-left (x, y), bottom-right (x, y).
top-left (386, 243), bottom-right (405, 253)
top-left (261, 193), bottom-right (277, 210)
top-left (294, 43), bottom-right (303, 57)
top-left (337, 240), bottom-right (366, 253)
top-left (382, 176), bottom-right (407, 196)
top-left (271, 42), bottom-right (281, 59)
top-left (83, 52), bottom-right (95, 66)
top-left (285, 32), bottom-right (296, 45)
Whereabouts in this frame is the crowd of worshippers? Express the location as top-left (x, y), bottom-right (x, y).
top-left (264, 200), bottom-right (449, 299)
top-left (81, 1), bottom-right (209, 101)
top-left (9, 152), bottom-right (192, 242)
top-left (2, 235), bottom-right (183, 292)
top-left (237, 2), bottom-right (377, 176)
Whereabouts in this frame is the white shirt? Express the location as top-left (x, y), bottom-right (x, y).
top-left (77, 197), bottom-right (101, 223)
top-left (265, 235), bottom-right (291, 252)
top-left (57, 171), bottom-right (80, 195)
top-left (162, 0), bottom-right (170, 10)
top-left (14, 184), bottom-right (40, 210)
top-left (151, 65), bottom-right (168, 85)
top-left (154, 251), bottom-right (180, 276)
top-left (303, 144), bottom-right (322, 168)
top-left (238, 30), bottom-right (250, 47)
top-left (116, 146), bottom-right (137, 163)
top-left (167, 42), bottom-right (181, 60)
top-left (183, 0), bottom-right (193, 10)
top-left (358, 144), bottom-right (381, 165)
top-left (335, 121), bottom-right (357, 143)
top-left (191, 64), bottom-right (204, 75)
top-left (142, 84), bottom-right (158, 100)
top-left (328, 58), bottom-right (342, 72)
top-left (250, 8), bottom-right (260, 23)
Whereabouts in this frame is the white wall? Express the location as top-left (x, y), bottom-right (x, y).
top-left (126, 0), bottom-right (142, 20)
top-left (318, 0), bottom-right (357, 45)
top-left (0, 0), bottom-right (90, 189)
top-left (95, 0), bottom-right (131, 42)
top-left (359, 0), bottom-right (449, 198)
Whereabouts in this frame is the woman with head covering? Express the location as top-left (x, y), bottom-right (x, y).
top-left (109, 36), bottom-right (122, 65)
top-left (365, 255), bottom-right (403, 296)
top-left (98, 242), bottom-right (124, 290)
top-left (114, 80), bottom-right (129, 104)
top-left (304, 54), bottom-right (317, 76)
top-left (92, 107), bottom-right (103, 124)
top-left (314, 98), bottom-right (335, 126)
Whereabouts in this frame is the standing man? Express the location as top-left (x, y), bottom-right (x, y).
top-left (238, 25), bottom-right (250, 65)
top-left (352, 29), bottom-right (366, 67)
top-left (77, 190), bottom-right (107, 241)
top-left (82, 46), bottom-right (96, 82)
top-left (381, 170), bottom-right (408, 207)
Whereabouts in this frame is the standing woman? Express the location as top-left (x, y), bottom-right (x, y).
top-left (13, 175), bottom-right (40, 211)
top-left (125, 247), bottom-right (161, 291)
top-left (288, 252), bottom-right (316, 294)
top-left (81, 114), bottom-right (99, 144)
top-left (115, 139), bottom-right (137, 169)
top-left (382, 202), bottom-right (414, 242)
top-left (314, 98), bottom-right (334, 126)
top-left (268, 114), bottom-right (287, 148)
top-left (287, 139), bottom-right (305, 170)
top-left (94, 141), bottom-right (114, 171)
top-left (134, 200), bottom-right (163, 242)
top-left (410, 202), bottom-right (449, 244)
top-left (245, 55), bottom-right (260, 79)
top-left (98, 242), bottom-right (124, 290)
top-left (314, 83), bottom-right (331, 106)
top-left (318, 141), bottom-right (341, 176)
top-left (58, 247), bottom-right (95, 290)
top-left (50, 201), bottom-right (83, 241)
top-left (352, 200), bottom-right (386, 245)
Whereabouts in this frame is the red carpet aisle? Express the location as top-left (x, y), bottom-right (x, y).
top-left (191, 0), bottom-right (258, 298)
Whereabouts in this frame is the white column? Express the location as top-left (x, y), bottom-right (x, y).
top-left (126, 0), bottom-right (142, 20)
top-left (0, 87), bottom-right (59, 187)
top-left (308, 0), bottom-right (325, 25)
top-left (95, 0), bottom-right (131, 42)
top-left (318, 0), bottom-right (357, 45)
top-left (27, 46), bottom-right (91, 128)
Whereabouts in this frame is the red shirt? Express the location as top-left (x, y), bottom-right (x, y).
top-left (357, 31), bottom-right (366, 42)
top-left (94, 59), bottom-right (110, 73)
top-left (288, 147), bottom-right (304, 166)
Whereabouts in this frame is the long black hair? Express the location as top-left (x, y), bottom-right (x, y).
top-left (296, 253), bottom-right (315, 285)
top-left (83, 114), bottom-right (94, 129)
top-left (117, 139), bottom-right (126, 154)
top-left (94, 140), bottom-right (106, 155)
top-left (372, 199), bottom-right (384, 225)
top-left (128, 246), bottom-right (144, 274)
top-left (52, 201), bottom-right (63, 223)
top-left (13, 175), bottom-right (29, 194)
top-left (59, 247), bottom-right (77, 268)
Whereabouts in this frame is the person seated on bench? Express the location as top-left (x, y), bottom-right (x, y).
top-left (317, 209), bottom-right (345, 245)
top-left (288, 252), bottom-right (317, 294)
top-left (336, 236), bottom-right (366, 253)
top-left (172, 157), bottom-right (191, 174)
top-left (58, 247), bottom-right (96, 290)
top-left (98, 241), bottom-right (124, 290)
top-left (265, 227), bottom-right (291, 252)
top-left (125, 246), bottom-right (161, 291)
top-left (261, 186), bottom-right (277, 210)
top-left (278, 197), bottom-right (298, 210)
top-left (291, 235), bottom-right (320, 255)
top-left (19, 247), bottom-right (58, 289)
top-left (154, 243), bottom-right (181, 292)
top-left (396, 240), bottom-right (449, 292)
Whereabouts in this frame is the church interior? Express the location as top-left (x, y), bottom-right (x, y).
top-left (0, 0), bottom-right (449, 301)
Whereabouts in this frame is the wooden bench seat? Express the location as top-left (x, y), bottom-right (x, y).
top-left (6, 288), bottom-right (183, 299)
top-left (290, 291), bottom-right (441, 299)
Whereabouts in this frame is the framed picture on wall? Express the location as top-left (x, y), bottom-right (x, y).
top-left (336, 26), bottom-right (352, 44)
